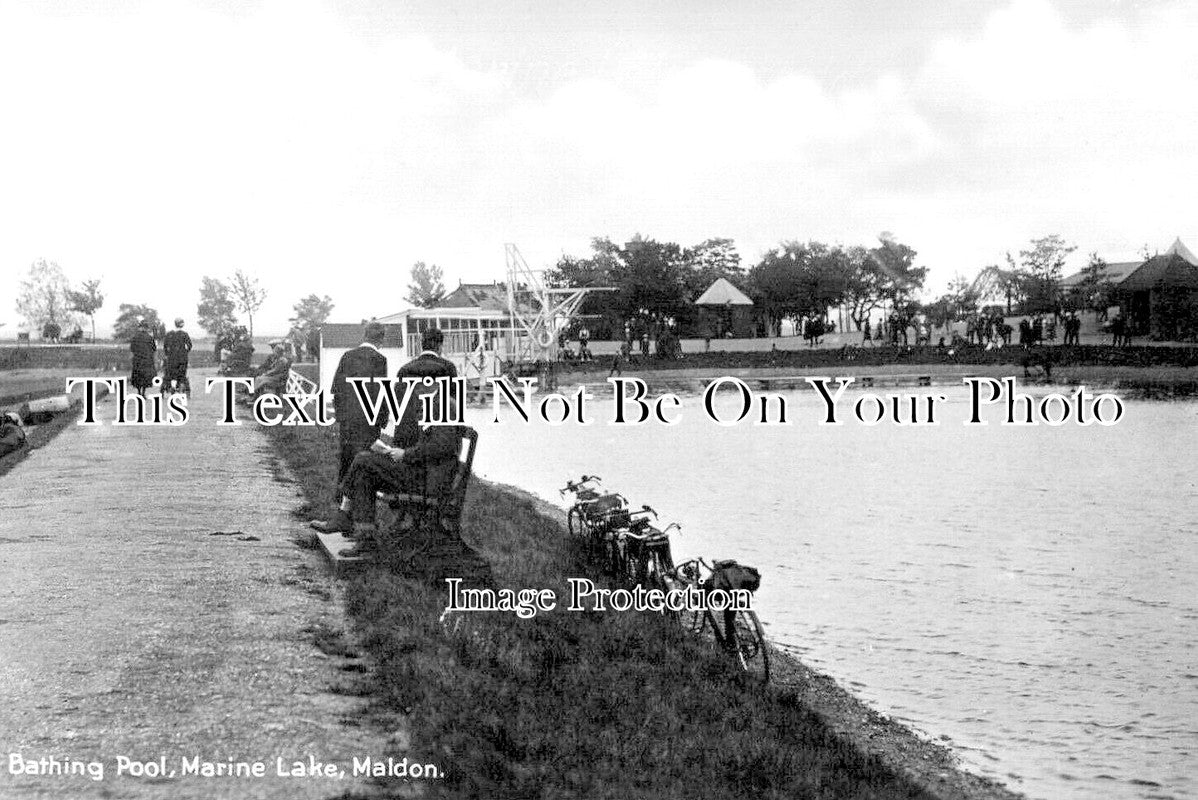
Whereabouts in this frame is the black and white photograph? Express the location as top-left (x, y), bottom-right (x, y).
top-left (1, 1), bottom-right (1196, 798)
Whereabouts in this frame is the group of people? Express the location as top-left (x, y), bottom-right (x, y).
top-left (310, 324), bottom-right (468, 560)
top-left (128, 318), bottom-right (297, 399)
top-left (129, 318), bottom-right (194, 397)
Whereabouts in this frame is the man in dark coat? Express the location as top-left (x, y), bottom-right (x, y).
top-left (393, 327), bottom-right (457, 448)
top-left (129, 320), bottom-right (157, 397)
top-left (331, 321), bottom-right (389, 504)
top-left (162, 317), bottom-right (193, 395)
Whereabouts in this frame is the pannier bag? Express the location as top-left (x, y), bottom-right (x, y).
top-left (588, 495), bottom-right (624, 515)
top-left (706, 560), bottom-right (762, 594)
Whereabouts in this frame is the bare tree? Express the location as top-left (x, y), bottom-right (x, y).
top-left (229, 269), bottom-right (267, 338)
top-left (16, 259), bottom-right (75, 332)
top-left (67, 279), bottom-right (105, 343)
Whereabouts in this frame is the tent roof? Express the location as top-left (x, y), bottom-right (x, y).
top-left (695, 277), bottom-right (753, 306)
top-left (1164, 237), bottom-right (1198, 266)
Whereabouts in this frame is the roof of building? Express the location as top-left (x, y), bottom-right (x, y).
top-left (694, 277), bottom-right (753, 306)
top-left (437, 283), bottom-right (512, 311)
top-left (1059, 261), bottom-right (1141, 287)
top-left (319, 322), bottom-right (406, 349)
top-left (1119, 248), bottom-right (1198, 291)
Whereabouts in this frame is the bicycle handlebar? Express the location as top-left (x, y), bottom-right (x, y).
top-left (560, 475), bottom-right (602, 496)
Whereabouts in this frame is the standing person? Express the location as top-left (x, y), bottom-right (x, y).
top-left (162, 318), bottom-right (193, 396)
top-left (312, 321), bottom-right (390, 533)
top-left (393, 327), bottom-right (457, 448)
top-left (578, 326), bottom-right (591, 362)
top-left (129, 320), bottom-right (157, 397)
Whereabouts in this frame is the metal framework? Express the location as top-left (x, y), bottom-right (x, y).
top-left (504, 243), bottom-right (614, 362)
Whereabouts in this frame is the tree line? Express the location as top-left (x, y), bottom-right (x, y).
top-left (11, 261), bottom-right (334, 355)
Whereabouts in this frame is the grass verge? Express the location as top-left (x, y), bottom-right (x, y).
top-left (0, 398), bottom-right (89, 480)
top-left (267, 423), bottom-right (939, 800)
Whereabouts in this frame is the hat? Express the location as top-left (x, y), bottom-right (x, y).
top-left (174, 318), bottom-right (185, 327)
top-left (269, 339), bottom-right (286, 347)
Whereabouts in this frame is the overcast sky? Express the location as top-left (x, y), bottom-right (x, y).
top-left (2, 0), bottom-right (1195, 336)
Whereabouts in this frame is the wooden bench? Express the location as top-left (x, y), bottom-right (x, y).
top-left (379, 426), bottom-right (478, 540)
top-left (316, 427), bottom-right (478, 573)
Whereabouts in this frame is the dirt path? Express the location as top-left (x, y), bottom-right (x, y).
top-left (0, 379), bottom-right (392, 799)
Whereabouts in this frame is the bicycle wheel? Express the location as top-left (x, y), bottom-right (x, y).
top-left (646, 549), bottom-right (678, 623)
top-left (724, 609), bottom-right (770, 684)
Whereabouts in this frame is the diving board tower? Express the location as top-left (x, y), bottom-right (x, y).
top-left (504, 243), bottom-right (614, 362)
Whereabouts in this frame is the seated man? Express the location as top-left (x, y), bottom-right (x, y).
top-left (0, 412), bottom-right (27, 458)
top-left (312, 397), bottom-right (466, 558)
top-left (253, 340), bottom-right (292, 395)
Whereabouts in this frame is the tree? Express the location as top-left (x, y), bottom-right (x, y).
top-left (682, 237), bottom-right (745, 299)
top-left (229, 269), bottom-right (267, 338)
top-left (748, 241), bottom-right (849, 336)
top-left (842, 245), bottom-right (885, 331)
top-left (66, 279), bottom-right (104, 343)
top-left (406, 262), bottom-right (445, 307)
top-left (288, 294), bottom-right (335, 356)
top-left (113, 304), bottom-right (163, 342)
top-left (870, 233), bottom-right (928, 308)
top-left (16, 259), bottom-right (75, 332)
top-left (1009, 235), bottom-right (1076, 315)
top-left (197, 277), bottom-right (239, 339)
top-left (1067, 253), bottom-right (1117, 317)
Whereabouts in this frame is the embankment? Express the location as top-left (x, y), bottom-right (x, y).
top-left (268, 423), bottom-right (1021, 800)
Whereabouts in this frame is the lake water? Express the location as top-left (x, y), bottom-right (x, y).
top-left (463, 379), bottom-right (1198, 800)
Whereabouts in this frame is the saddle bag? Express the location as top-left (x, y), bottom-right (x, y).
top-left (705, 560), bottom-right (762, 594)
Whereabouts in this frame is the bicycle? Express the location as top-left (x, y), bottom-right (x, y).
top-left (561, 476), bottom-right (631, 567)
top-left (612, 506), bottom-right (680, 595)
top-left (674, 557), bottom-right (770, 684)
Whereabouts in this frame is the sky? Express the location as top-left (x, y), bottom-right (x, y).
top-left (1, 0), bottom-right (1196, 336)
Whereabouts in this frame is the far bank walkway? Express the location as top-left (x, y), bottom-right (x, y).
top-left (0, 379), bottom-right (387, 800)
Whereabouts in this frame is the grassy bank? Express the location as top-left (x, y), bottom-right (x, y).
top-left (268, 423), bottom-right (989, 799)
top-left (0, 397), bottom-right (88, 479)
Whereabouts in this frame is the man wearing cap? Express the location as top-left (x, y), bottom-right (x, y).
top-left (253, 340), bottom-right (292, 396)
top-left (394, 327), bottom-right (457, 448)
top-left (327, 321), bottom-right (389, 516)
top-left (0, 412), bottom-right (26, 458)
top-left (162, 318), bottom-right (193, 396)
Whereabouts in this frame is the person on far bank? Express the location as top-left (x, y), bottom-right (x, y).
top-left (129, 319), bottom-right (157, 397)
top-left (162, 317), bottom-right (193, 396)
top-left (393, 327), bottom-right (456, 448)
top-left (326, 321), bottom-right (390, 516)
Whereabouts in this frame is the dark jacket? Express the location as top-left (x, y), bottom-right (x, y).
top-left (163, 330), bottom-right (192, 365)
top-left (0, 421), bottom-right (26, 458)
top-left (129, 330), bottom-right (157, 389)
top-left (333, 344), bottom-right (390, 442)
top-left (402, 423), bottom-right (466, 495)
top-left (394, 352), bottom-right (457, 447)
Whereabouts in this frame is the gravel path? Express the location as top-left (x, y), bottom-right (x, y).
top-left (0, 380), bottom-right (391, 799)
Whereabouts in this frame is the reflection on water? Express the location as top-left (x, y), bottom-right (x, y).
top-left (466, 383), bottom-right (1198, 800)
